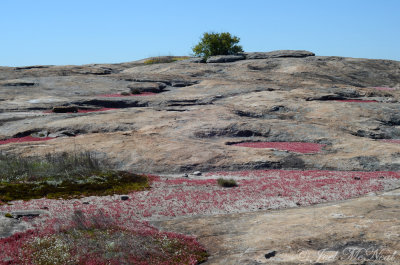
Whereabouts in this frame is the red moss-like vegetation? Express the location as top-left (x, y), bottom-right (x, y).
top-left (381, 139), bottom-right (400, 144)
top-left (0, 136), bottom-right (54, 145)
top-left (232, 142), bottom-right (325, 153)
top-left (0, 211), bottom-right (207, 264)
top-left (334, 99), bottom-right (378, 103)
top-left (2, 170), bottom-right (398, 222)
top-left (98, 92), bottom-right (157, 97)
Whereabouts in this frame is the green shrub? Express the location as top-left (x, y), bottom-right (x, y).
top-left (217, 178), bottom-right (238, 188)
top-left (192, 32), bottom-right (244, 59)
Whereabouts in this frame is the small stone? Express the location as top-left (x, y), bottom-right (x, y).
top-left (264, 250), bottom-right (277, 259)
top-left (11, 210), bottom-right (46, 219)
top-left (192, 171), bottom-right (202, 176)
top-left (121, 195), bottom-right (129, 201)
top-left (128, 82), bottom-right (165, 93)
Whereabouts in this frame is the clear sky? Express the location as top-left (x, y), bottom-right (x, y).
top-left (1, 0), bottom-right (399, 66)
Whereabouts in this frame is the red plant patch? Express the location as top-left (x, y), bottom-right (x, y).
top-left (334, 99), bottom-right (378, 103)
top-left (98, 92), bottom-right (157, 97)
top-left (374, 87), bottom-right (396, 91)
top-left (232, 142), bottom-right (325, 153)
top-left (0, 136), bottom-right (54, 145)
top-left (3, 169), bottom-right (399, 223)
top-left (381, 139), bottom-right (400, 144)
top-left (0, 212), bottom-right (207, 264)
top-left (2, 169), bottom-right (400, 264)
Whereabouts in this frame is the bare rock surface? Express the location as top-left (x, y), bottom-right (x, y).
top-left (245, 50), bottom-right (315, 59)
top-left (157, 189), bottom-right (400, 264)
top-left (206, 54), bottom-right (246, 63)
top-left (1, 52), bottom-right (399, 173)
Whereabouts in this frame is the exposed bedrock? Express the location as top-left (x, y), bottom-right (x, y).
top-left (0, 51), bottom-right (399, 173)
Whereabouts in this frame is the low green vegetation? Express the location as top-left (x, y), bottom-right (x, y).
top-left (192, 31), bottom-right (244, 59)
top-left (143, 56), bottom-right (189, 64)
top-left (4, 213), bottom-right (13, 218)
top-left (217, 178), bottom-right (238, 188)
top-left (0, 152), bottom-right (149, 202)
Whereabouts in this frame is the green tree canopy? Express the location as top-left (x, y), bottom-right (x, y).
top-left (192, 32), bottom-right (244, 59)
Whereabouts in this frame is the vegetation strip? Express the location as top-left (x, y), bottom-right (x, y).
top-left (0, 136), bottom-right (54, 145)
top-left (0, 152), bottom-right (149, 202)
top-left (0, 210), bottom-right (208, 264)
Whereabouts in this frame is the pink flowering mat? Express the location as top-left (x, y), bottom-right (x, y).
top-left (2, 170), bottom-right (399, 221)
top-left (0, 136), bottom-right (54, 145)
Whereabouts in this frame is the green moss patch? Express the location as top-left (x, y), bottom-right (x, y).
top-left (0, 152), bottom-right (149, 202)
top-left (0, 171), bottom-right (149, 202)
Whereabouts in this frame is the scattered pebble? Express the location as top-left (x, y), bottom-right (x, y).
top-left (121, 195), bottom-right (130, 201)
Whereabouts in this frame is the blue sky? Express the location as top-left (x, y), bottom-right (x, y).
top-left (1, 0), bottom-right (399, 66)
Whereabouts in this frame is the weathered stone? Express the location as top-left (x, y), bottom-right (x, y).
top-left (245, 50), bottom-right (315, 59)
top-left (0, 216), bottom-right (31, 238)
top-left (206, 54), bottom-right (245, 63)
top-left (128, 82), bottom-right (166, 93)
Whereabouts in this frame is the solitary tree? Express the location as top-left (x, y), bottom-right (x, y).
top-left (192, 32), bottom-right (243, 59)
